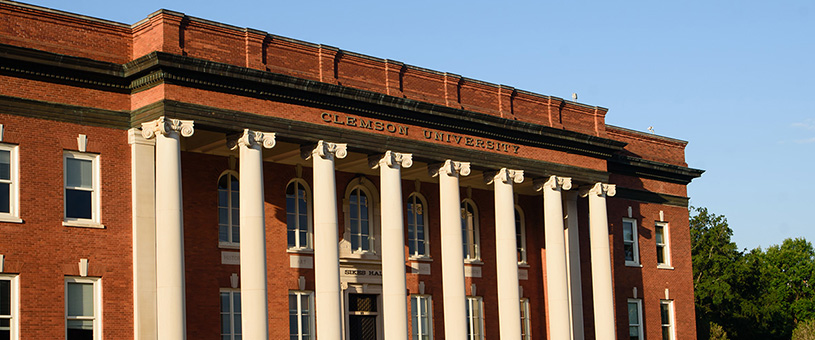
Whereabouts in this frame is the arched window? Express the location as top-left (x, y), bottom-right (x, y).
top-left (286, 179), bottom-right (313, 250)
top-left (407, 193), bottom-right (430, 257)
top-left (461, 199), bottom-right (480, 261)
top-left (348, 186), bottom-right (372, 253)
top-left (341, 177), bottom-right (380, 258)
top-left (218, 171), bottom-right (239, 246)
top-left (515, 205), bottom-right (527, 264)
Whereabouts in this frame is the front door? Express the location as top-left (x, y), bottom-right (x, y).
top-left (347, 294), bottom-right (378, 340)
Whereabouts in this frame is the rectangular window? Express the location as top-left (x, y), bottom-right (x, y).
top-left (628, 299), bottom-right (643, 340)
top-left (1, 275), bottom-right (18, 340)
top-left (623, 218), bottom-right (639, 266)
top-left (411, 295), bottom-right (432, 340)
top-left (289, 291), bottom-right (314, 340)
top-left (64, 152), bottom-right (100, 225)
top-left (466, 296), bottom-right (484, 340)
top-left (66, 277), bottom-right (100, 340)
top-left (220, 289), bottom-right (241, 340)
top-left (0, 145), bottom-right (19, 222)
top-left (661, 300), bottom-right (675, 340)
top-left (655, 222), bottom-right (671, 267)
top-left (520, 298), bottom-right (531, 340)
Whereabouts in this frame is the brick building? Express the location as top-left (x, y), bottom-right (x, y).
top-left (0, 1), bottom-right (703, 339)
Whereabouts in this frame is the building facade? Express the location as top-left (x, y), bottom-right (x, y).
top-left (0, 2), bottom-right (703, 339)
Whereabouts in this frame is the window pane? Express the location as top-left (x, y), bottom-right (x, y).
top-left (0, 183), bottom-right (8, 214)
top-left (624, 244), bottom-right (634, 262)
top-left (628, 302), bottom-right (638, 324)
top-left (67, 282), bottom-right (93, 317)
top-left (0, 280), bottom-right (9, 315)
top-left (657, 246), bottom-right (665, 264)
top-left (663, 327), bottom-right (671, 340)
top-left (219, 225), bottom-right (229, 243)
top-left (221, 293), bottom-right (230, 313)
top-left (0, 150), bottom-right (9, 181)
top-left (232, 225), bottom-right (240, 243)
top-left (231, 191), bottom-right (240, 209)
top-left (661, 303), bottom-right (670, 324)
top-left (629, 326), bottom-right (639, 337)
top-left (623, 222), bottom-right (633, 241)
top-left (233, 292), bottom-right (241, 313)
top-left (221, 314), bottom-right (231, 334)
top-left (219, 175), bottom-right (228, 189)
top-left (219, 190), bottom-right (228, 207)
top-left (66, 158), bottom-right (93, 189)
top-left (66, 189), bottom-right (92, 219)
top-left (656, 226), bottom-right (664, 244)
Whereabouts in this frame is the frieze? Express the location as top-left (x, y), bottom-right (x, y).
top-left (320, 112), bottom-right (521, 154)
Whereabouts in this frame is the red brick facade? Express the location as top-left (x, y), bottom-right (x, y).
top-left (0, 1), bottom-right (702, 339)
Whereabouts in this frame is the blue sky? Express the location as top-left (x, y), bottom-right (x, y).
top-left (22, 0), bottom-right (814, 251)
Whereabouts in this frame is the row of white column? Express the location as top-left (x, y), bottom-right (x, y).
top-left (140, 116), bottom-right (617, 340)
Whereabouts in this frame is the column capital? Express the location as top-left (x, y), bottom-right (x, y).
top-left (227, 129), bottom-right (276, 150)
top-left (303, 140), bottom-right (347, 160)
top-left (484, 168), bottom-right (524, 185)
top-left (584, 182), bottom-right (616, 198)
top-left (534, 175), bottom-right (572, 192)
top-left (141, 117), bottom-right (194, 139)
top-left (370, 151), bottom-right (413, 169)
top-left (429, 159), bottom-right (470, 177)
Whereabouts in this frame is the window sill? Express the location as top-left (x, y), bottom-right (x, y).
top-left (518, 263), bottom-right (530, 268)
top-left (625, 262), bottom-right (643, 268)
top-left (218, 243), bottom-right (240, 250)
top-left (0, 216), bottom-right (23, 223)
top-left (657, 265), bottom-right (675, 270)
top-left (464, 259), bottom-right (484, 265)
top-left (63, 221), bottom-right (105, 229)
top-left (409, 255), bottom-right (433, 262)
top-left (287, 248), bottom-right (314, 254)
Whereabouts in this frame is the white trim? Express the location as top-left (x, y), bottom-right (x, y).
top-left (286, 178), bottom-right (314, 251)
top-left (627, 298), bottom-right (643, 340)
top-left (343, 285), bottom-right (383, 340)
top-left (219, 288), bottom-right (241, 340)
top-left (217, 170), bottom-right (240, 248)
top-left (63, 151), bottom-right (101, 225)
top-left (289, 290), bottom-right (315, 340)
top-left (660, 300), bottom-right (676, 340)
top-left (655, 221), bottom-right (671, 267)
top-left (465, 295), bottom-right (484, 340)
top-left (407, 192), bottom-right (431, 259)
top-left (461, 199), bottom-right (481, 262)
top-left (622, 218), bottom-right (640, 266)
top-left (65, 276), bottom-right (102, 340)
top-left (0, 274), bottom-right (19, 340)
top-left (0, 144), bottom-right (19, 221)
top-left (515, 205), bottom-right (527, 265)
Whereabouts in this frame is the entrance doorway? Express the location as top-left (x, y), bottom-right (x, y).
top-left (347, 294), bottom-right (378, 340)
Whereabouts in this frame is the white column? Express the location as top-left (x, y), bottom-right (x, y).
top-left (587, 183), bottom-right (617, 340)
top-left (564, 192), bottom-right (585, 340)
top-left (430, 160), bottom-right (470, 340)
top-left (537, 175), bottom-right (572, 340)
top-left (374, 151), bottom-right (413, 340)
top-left (229, 129), bottom-right (276, 340)
top-left (307, 140), bottom-right (347, 340)
top-left (141, 117), bottom-right (194, 340)
top-left (488, 168), bottom-right (524, 340)
top-left (129, 129), bottom-right (157, 340)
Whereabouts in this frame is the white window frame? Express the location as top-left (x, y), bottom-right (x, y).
top-left (627, 298), bottom-right (643, 340)
top-left (661, 300), bottom-right (676, 340)
top-left (655, 221), bottom-right (672, 268)
top-left (340, 177), bottom-right (380, 259)
top-left (520, 298), bottom-right (531, 340)
top-left (515, 205), bottom-right (527, 265)
top-left (407, 192), bottom-right (430, 258)
top-left (289, 290), bottom-right (315, 340)
top-left (0, 144), bottom-right (20, 223)
top-left (286, 178), bottom-right (313, 251)
top-left (63, 152), bottom-right (102, 227)
top-left (0, 274), bottom-right (19, 340)
top-left (466, 296), bottom-right (484, 340)
top-left (411, 294), bottom-right (433, 340)
top-left (220, 289), bottom-right (241, 340)
top-left (622, 218), bottom-right (640, 266)
top-left (218, 171), bottom-right (240, 248)
top-left (461, 199), bottom-right (481, 262)
top-left (65, 277), bottom-right (102, 340)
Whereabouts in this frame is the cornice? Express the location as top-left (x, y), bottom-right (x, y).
top-left (613, 187), bottom-right (690, 208)
top-left (608, 155), bottom-right (704, 185)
